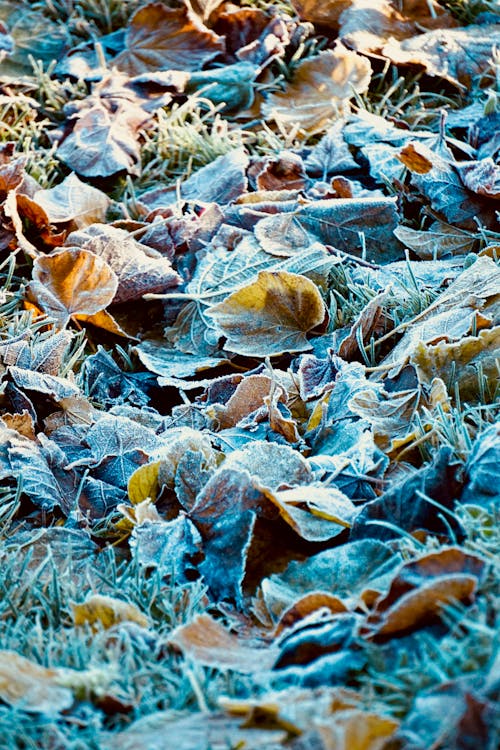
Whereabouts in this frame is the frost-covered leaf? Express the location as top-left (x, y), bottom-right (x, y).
top-left (133, 340), bottom-right (230, 379)
top-left (33, 174), bottom-right (110, 229)
top-left (0, 652), bottom-right (73, 715)
top-left (456, 158), bottom-right (500, 199)
top-left (169, 613), bottom-right (278, 672)
top-left (28, 248), bottom-right (118, 327)
top-left (8, 366), bottom-right (79, 401)
top-left (263, 485), bottom-right (357, 541)
top-left (363, 548), bottom-right (486, 639)
top-left (381, 24), bottom-right (500, 88)
top-left (295, 197), bottom-right (403, 261)
top-left (186, 61), bottom-right (258, 113)
top-left (350, 447), bottom-right (464, 542)
top-left (265, 540), bottom-right (400, 603)
top-left (262, 46), bottom-right (371, 134)
top-left (113, 3), bottom-right (224, 75)
top-left (394, 222), bottom-right (477, 260)
top-left (57, 105), bottom-right (146, 178)
top-left (411, 326), bottom-right (500, 402)
top-left (461, 423), bottom-right (500, 511)
top-left (304, 120), bottom-right (358, 176)
top-left (72, 594), bottom-right (149, 629)
top-left (207, 270), bottom-right (326, 357)
top-left (67, 224), bottom-right (181, 303)
top-left (382, 256), bottom-right (500, 370)
top-left (139, 148), bottom-right (249, 209)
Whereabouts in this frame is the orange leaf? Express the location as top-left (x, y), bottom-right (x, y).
top-left (28, 248), bottom-right (118, 327)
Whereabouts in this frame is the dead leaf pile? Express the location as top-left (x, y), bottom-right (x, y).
top-left (0, 0), bottom-right (498, 748)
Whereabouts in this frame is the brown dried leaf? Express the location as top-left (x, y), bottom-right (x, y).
top-left (275, 592), bottom-right (348, 636)
top-left (364, 548), bottom-right (486, 639)
top-left (169, 613), bottom-right (278, 672)
top-left (207, 270), bottom-right (326, 357)
top-left (262, 46), bottom-right (371, 134)
top-left (315, 709), bottom-right (399, 750)
top-left (291, 0), bottom-right (351, 29)
top-left (339, 0), bottom-right (456, 53)
top-left (208, 374), bottom-right (274, 428)
top-left (28, 248), bottom-right (118, 327)
top-left (0, 145), bottom-right (26, 197)
top-left (113, 3), bottom-right (224, 75)
top-left (398, 142), bottom-right (434, 173)
top-left (33, 173), bottom-right (110, 229)
top-left (0, 410), bottom-right (35, 440)
top-left (0, 651), bottom-right (73, 714)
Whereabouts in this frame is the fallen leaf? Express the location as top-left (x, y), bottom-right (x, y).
top-left (169, 613), bottom-right (278, 672)
top-left (394, 222), bottom-right (477, 260)
top-left (381, 256), bottom-right (500, 370)
top-left (305, 120), bottom-right (359, 176)
top-left (262, 46), bottom-right (371, 134)
top-left (28, 248), bottom-right (118, 328)
top-left (400, 680), bottom-right (495, 750)
top-left (57, 105), bottom-right (146, 178)
top-left (208, 374), bottom-right (274, 428)
top-left (185, 61), bottom-right (258, 113)
top-left (295, 197), bottom-right (403, 261)
top-left (363, 547), bottom-right (486, 639)
top-left (456, 158), bottom-right (500, 199)
top-left (0, 651), bottom-right (73, 714)
top-left (263, 485), bottom-right (357, 542)
top-left (461, 423), bottom-right (500, 511)
top-left (101, 710), bottom-right (287, 750)
top-left (291, 0), bottom-right (351, 29)
top-left (315, 708), bottom-right (399, 750)
top-left (350, 446), bottom-right (464, 542)
top-left (207, 270), bottom-right (326, 357)
top-left (72, 594), bottom-right (149, 629)
top-left (398, 141), bottom-right (434, 173)
top-left (381, 24), bottom-right (500, 88)
top-left (33, 173), bottom-right (110, 229)
top-left (128, 461), bottom-right (161, 505)
top-left (113, 3), bottom-right (224, 75)
top-left (139, 147), bottom-right (249, 208)
top-left (67, 223), bottom-right (181, 303)
top-left (411, 326), bottom-right (500, 402)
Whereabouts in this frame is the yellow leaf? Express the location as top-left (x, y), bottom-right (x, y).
top-left (208, 270), bottom-right (326, 357)
top-left (72, 594), bottom-right (149, 629)
top-left (411, 326), bottom-right (500, 401)
top-left (128, 461), bottom-right (161, 505)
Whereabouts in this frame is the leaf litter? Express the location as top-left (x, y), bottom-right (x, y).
top-left (0, 0), bottom-right (499, 748)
